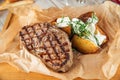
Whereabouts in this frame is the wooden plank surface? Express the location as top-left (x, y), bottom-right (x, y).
top-left (0, 63), bottom-right (120, 80)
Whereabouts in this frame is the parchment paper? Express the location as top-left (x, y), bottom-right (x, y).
top-left (0, 1), bottom-right (120, 80)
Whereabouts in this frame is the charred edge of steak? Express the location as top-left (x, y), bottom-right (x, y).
top-left (19, 22), bottom-right (73, 72)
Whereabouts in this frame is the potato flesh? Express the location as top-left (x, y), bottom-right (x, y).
top-left (72, 35), bottom-right (99, 54)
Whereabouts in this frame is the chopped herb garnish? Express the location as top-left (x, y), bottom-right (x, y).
top-left (94, 35), bottom-right (100, 46)
top-left (71, 19), bottom-right (91, 38)
top-left (60, 16), bottom-right (64, 23)
top-left (86, 12), bottom-right (98, 25)
top-left (70, 12), bottom-right (100, 46)
top-left (56, 13), bottom-right (100, 46)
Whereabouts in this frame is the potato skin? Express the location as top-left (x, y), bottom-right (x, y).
top-left (71, 35), bottom-right (99, 54)
top-left (78, 11), bottom-right (94, 22)
top-left (71, 26), bottom-right (107, 54)
top-left (72, 11), bottom-right (107, 54)
top-left (51, 21), bottom-right (71, 36)
top-left (60, 26), bottom-right (71, 36)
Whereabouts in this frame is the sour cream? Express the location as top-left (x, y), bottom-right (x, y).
top-left (56, 16), bottom-right (106, 46)
top-left (85, 18), bottom-right (106, 46)
top-left (56, 17), bottom-right (71, 27)
top-left (86, 17), bottom-right (98, 35)
top-left (95, 31), bottom-right (106, 45)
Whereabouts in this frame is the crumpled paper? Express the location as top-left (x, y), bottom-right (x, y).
top-left (0, 1), bottom-right (120, 80)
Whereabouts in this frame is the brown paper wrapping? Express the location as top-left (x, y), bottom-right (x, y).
top-left (0, 1), bottom-right (120, 80)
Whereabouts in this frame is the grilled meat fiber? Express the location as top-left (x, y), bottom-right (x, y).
top-left (20, 22), bottom-right (73, 72)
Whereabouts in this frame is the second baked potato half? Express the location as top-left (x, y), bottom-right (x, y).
top-left (72, 35), bottom-right (99, 53)
top-left (71, 12), bottom-right (107, 54)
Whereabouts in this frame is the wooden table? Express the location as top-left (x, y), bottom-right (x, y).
top-left (0, 63), bottom-right (120, 80)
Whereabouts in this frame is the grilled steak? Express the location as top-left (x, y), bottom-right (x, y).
top-left (19, 22), bottom-right (73, 72)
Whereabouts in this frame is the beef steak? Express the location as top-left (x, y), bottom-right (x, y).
top-left (19, 22), bottom-right (73, 72)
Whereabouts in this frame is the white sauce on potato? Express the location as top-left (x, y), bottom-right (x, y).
top-left (95, 31), bottom-right (106, 45)
top-left (56, 17), bottom-right (106, 46)
top-left (56, 17), bottom-right (71, 27)
top-left (86, 17), bottom-right (106, 46)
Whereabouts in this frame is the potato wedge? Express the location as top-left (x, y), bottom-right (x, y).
top-left (71, 11), bottom-right (107, 54)
top-left (71, 35), bottom-right (99, 54)
top-left (60, 26), bottom-right (71, 36)
top-left (71, 25), bottom-right (107, 54)
top-left (51, 21), bottom-right (71, 36)
top-left (78, 11), bottom-right (94, 22)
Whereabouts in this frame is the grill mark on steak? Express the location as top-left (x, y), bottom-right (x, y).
top-left (20, 26), bottom-right (34, 51)
top-left (32, 23), bottom-right (53, 63)
top-left (48, 34), bottom-right (59, 58)
top-left (53, 33), bottom-right (69, 67)
top-left (20, 23), bottom-right (73, 72)
top-left (48, 34), bottom-right (61, 67)
top-left (43, 40), bottom-right (53, 66)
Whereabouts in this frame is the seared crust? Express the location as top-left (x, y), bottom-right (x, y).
top-left (20, 23), bottom-right (73, 72)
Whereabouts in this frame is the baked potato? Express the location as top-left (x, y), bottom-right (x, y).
top-left (53, 17), bottom-right (72, 36)
top-left (55, 12), bottom-right (107, 54)
top-left (71, 35), bottom-right (99, 54)
top-left (78, 11), bottom-right (94, 22)
top-left (71, 12), bottom-right (107, 54)
top-left (60, 26), bottom-right (71, 36)
top-left (71, 25), bottom-right (107, 54)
